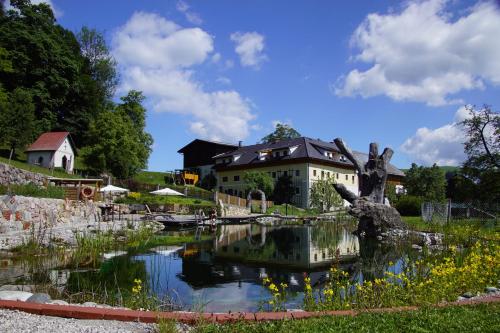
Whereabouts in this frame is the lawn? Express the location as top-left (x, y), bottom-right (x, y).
top-left (403, 216), bottom-right (500, 243)
top-left (115, 192), bottom-right (215, 208)
top-left (0, 155), bottom-right (80, 179)
top-left (134, 170), bottom-right (172, 185)
top-left (266, 204), bottom-right (321, 217)
top-left (193, 303), bottom-right (500, 333)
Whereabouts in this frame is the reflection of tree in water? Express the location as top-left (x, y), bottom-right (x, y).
top-left (66, 255), bottom-right (148, 297)
top-left (267, 227), bottom-right (298, 255)
top-left (357, 239), bottom-right (417, 282)
top-left (310, 222), bottom-right (345, 255)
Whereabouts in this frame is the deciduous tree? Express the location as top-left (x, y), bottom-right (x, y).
top-left (260, 123), bottom-right (301, 143)
top-left (460, 105), bottom-right (499, 172)
top-left (81, 92), bottom-right (152, 178)
top-left (310, 177), bottom-right (343, 212)
top-left (404, 163), bottom-right (446, 202)
top-left (0, 87), bottom-right (37, 158)
top-left (273, 174), bottom-right (295, 205)
top-left (243, 171), bottom-right (274, 197)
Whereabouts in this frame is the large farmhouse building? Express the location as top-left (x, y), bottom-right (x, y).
top-left (179, 137), bottom-right (405, 209)
top-left (26, 132), bottom-right (76, 173)
top-left (177, 139), bottom-right (238, 179)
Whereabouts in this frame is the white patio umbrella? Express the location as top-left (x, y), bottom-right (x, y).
top-left (150, 188), bottom-right (185, 196)
top-left (99, 185), bottom-right (129, 193)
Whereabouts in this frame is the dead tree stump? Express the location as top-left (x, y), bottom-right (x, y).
top-left (332, 138), bottom-right (407, 238)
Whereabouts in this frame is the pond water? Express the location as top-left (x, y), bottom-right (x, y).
top-left (0, 221), bottom-right (416, 312)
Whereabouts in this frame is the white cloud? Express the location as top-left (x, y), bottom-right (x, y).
top-left (211, 53), bottom-right (221, 63)
top-left (113, 12), bottom-right (256, 142)
top-left (176, 0), bottom-right (203, 25)
top-left (230, 32), bottom-right (268, 69)
top-left (5, 0), bottom-right (63, 17)
top-left (216, 76), bottom-right (231, 85)
top-left (400, 107), bottom-right (470, 166)
top-left (224, 59), bottom-right (234, 69)
top-left (335, 0), bottom-right (500, 106)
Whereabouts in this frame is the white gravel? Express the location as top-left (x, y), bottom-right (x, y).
top-left (0, 309), bottom-right (157, 333)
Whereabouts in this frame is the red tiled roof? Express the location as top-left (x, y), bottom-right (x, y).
top-left (26, 132), bottom-right (70, 152)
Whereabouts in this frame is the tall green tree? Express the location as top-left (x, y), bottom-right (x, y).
top-left (273, 175), bottom-right (295, 204)
top-left (459, 105), bottom-right (499, 172)
top-left (0, 0), bottom-right (109, 147)
top-left (0, 87), bottom-right (37, 157)
top-left (310, 177), bottom-right (343, 212)
top-left (81, 92), bottom-right (153, 178)
top-left (260, 123), bottom-right (301, 143)
top-left (243, 171), bottom-right (274, 197)
top-left (447, 105), bottom-right (500, 205)
top-left (273, 174), bottom-right (295, 205)
top-left (76, 26), bottom-right (118, 100)
top-left (404, 163), bottom-right (446, 202)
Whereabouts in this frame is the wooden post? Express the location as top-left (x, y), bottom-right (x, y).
top-left (77, 181), bottom-right (81, 201)
top-left (446, 199), bottom-right (452, 225)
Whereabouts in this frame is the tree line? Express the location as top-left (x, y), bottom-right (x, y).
top-left (390, 105), bottom-right (499, 215)
top-left (0, 0), bottom-right (152, 178)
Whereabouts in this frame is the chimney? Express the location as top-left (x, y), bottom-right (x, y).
top-left (238, 141), bottom-right (243, 147)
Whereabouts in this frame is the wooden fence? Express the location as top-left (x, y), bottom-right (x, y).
top-left (214, 192), bottom-right (273, 209)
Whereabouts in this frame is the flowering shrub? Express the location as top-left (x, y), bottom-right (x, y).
top-left (127, 192), bottom-right (141, 200)
top-left (261, 277), bottom-right (289, 311)
top-left (301, 241), bottom-right (500, 311)
top-left (125, 278), bottom-right (159, 310)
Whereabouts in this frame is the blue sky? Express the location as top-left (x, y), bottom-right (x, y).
top-left (33, 0), bottom-right (500, 171)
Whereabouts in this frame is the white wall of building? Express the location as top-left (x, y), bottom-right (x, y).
top-left (53, 138), bottom-right (74, 172)
top-left (27, 138), bottom-right (75, 173)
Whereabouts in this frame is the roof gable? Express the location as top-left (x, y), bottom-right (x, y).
top-left (178, 139), bottom-right (238, 153)
top-left (26, 132), bottom-right (76, 153)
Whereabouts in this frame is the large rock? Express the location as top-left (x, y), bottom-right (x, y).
top-left (350, 198), bottom-right (406, 237)
top-left (0, 285), bottom-right (35, 292)
top-left (0, 290), bottom-right (33, 301)
top-left (26, 293), bottom-right (51, 304)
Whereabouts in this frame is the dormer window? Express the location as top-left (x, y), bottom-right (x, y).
top-left (340, 155), bottom-right (347, 162)
top-left (258, 150), bottom-right (270, 160)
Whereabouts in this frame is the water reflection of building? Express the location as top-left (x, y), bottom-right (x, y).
top-left (214, 224), bottom-right (359, 269)
top-left (179, 223), bottom-right (359, 291)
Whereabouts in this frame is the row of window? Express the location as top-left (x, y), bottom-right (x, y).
top-left (221, 170), bottom-right (300, 183)
top-left (312, 169), bottom-right (355, 184)
top-left (222, 170), bottom-right (355, 184)
top-left (219, 186), bottom-right (301, 196)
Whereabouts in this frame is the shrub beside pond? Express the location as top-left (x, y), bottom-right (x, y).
top-left (394, 195), bottom-right (423, 216)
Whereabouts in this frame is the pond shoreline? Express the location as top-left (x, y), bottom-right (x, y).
top-left (0, 291), bottom-right (498, 324)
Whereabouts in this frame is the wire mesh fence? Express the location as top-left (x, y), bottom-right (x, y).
top-left (422, 201), bottom-right (498, 225)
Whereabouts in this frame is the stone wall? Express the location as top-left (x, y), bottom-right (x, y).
top-left (0, 162), bottom-right (47, 187)
top-left (0, 195), bottom-right (100, 234)
top-left (218, 200), bottom-right (251, 216)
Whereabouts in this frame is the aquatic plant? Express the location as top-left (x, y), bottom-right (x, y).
top-left (71, 231), bottom-right (116, 267)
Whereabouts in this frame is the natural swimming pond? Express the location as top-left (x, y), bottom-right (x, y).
top-left (0, 221), bottom-right (418, 312)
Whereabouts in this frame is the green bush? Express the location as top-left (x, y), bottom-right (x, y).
top-left (0, 183), bottom-right (65, 199)
top-left (394, 195), bottom-right (422, 216)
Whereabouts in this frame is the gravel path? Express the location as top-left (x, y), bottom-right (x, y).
top-left (0, 309), bottom-right (157, 333)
